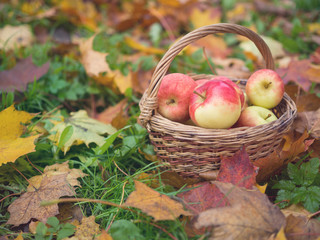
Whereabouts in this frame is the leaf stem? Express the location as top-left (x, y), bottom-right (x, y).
top-left (193, 90), bottom-right (206, 100)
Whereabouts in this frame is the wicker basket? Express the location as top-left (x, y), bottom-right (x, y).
top-left (139, 23), bottom-right (297, 179)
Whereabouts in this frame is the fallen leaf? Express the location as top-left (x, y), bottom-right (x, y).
top-left (72, 216), bottom-right (100, 240)
top-left (14, 232), bottom-right (23, 240)
top-left (131, 68), bottom-right (153, 94)
top-left (195, 182), bottom-right (286, 240)
top-left (7, 174), bottom-right (74, 226)
top-left (56, 203), bottom-right (83, 223)
top-left (293, 109), bottom-right (320, 139)
top-left (98, 230), bottom-right (113, 240)
top-left (190, 7), bottom-right (221, 29)
top-left (0, 56), bottom-right (50, 92)
top-left (124, 180), bottom-right (192, 221)
top-left (57, 0), bottom-right (99, 30)
top-left (7, 162), bottom-right (86, 226)
top-left (305, 64), bottom-right (320, 83)
top-left (282, 205), bottom-right (320, 240)
top-left (276, 60), bottom-right (312, 92)
top-left (124, 36), bottom-right (165, 55)
top-left (194, 35), bottom-right (231, 59)
top-left (296, 94), bottom-right (320, 112)
top-left (308, 23), bottom-right (320, 35)
top-left (79, 36), bottom-right (132, 94)
top-left (0, 25), bottom-right (34, 50)
top-left (240, 36), bottom-right (285, 61)
top-left (271, 227), bottom-right (287, 240)
top-left (217, 147), bottom-right (258, 189)
top-left (96, 99), bottom-right (128, 125)
top-left (49, 110), bottom-right (117, 154)
top-left (226, 3), bottom-right (253, 23)
top-left (254, 131), bottom-right (314, 183)
top-left (0, 105), bottom-right (40, 166)
top-left (179, 147), bottom-right (256, 213)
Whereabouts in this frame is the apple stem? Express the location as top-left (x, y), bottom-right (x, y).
top-left (265, 114), bottom-right (272, 120)
top-left (265, 82), bottom-right (272, 88)
top-left (193, 90), bottom-right (206, 100)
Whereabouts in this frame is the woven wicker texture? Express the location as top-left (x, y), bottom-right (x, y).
top-left (139, 23), bottom-right (297, 178)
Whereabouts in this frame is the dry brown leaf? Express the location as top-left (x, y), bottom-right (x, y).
top-left (7, 174), bottom-right (74, 226)
top-left (194, 35), bottom-right (231, 59)
top-left (282, 205), bottom-right (320, 240)
top-left (7, 162), bottom-right (86, 226)
top-left (131, 68), bottom-right (153, 94)
top-left (97, 230), bottom-right (113, 240)
top-left (124, 180), bottom-right (192, 221)
top-left (96, 99), bottom-right (129, 129)
top-left (293, 109), bottom-right (320, 139)
top-left (0, 56), bottom-right (50, 92)
top-left (190, 7), bottom-right (221, 29)
top-left (195, 182), bottom-right (286, 240)
top-left (255, 131), bottom-right (314, 183)
top-left (56, 203), bottom-right (83, 223)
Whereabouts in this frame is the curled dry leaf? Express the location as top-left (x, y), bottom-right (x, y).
top-left (124, 180), bottom-right (192, 221)
top-left (195, 182), bottom-right (286, 240)
top-left (293, 109), bottom-right (320, 139)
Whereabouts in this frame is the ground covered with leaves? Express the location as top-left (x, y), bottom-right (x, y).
top-left (1, 0), bottom-right (320, 239)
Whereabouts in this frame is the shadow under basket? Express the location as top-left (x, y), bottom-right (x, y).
top-left (139, 23), bottom-right (297, 179)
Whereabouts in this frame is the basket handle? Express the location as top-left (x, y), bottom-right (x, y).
top-left (139, 23), bottom-right (275, 127)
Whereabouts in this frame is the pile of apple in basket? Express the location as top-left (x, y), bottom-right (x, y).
top-left (157, 69), bottom-right (284, 129)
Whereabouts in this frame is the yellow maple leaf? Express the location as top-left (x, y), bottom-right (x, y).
top-left (190, 7), bottom-right (221, 29)
top-left (49, 110), bottom-right (117, 154)
top-left (0, 105), bottom-right (40, 167)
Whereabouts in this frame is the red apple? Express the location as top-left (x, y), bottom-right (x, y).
top-left (212, 76), bottom-right (245, 109)
top-left (246, 69), bottom-right (284, 109)
top-left (157, 73), bottom-right (197, 122)
top-left (235, 106), bottom-right (278, 127)
top-left (189, 80), bottom-right (242, 129)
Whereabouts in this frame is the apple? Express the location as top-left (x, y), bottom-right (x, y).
top-left (189, 80), bottom-right (242, 129)
top-left (212, 76), bottom-right (245, 109)
top-left (246, 69), bottom-right (284, 109)
top-left (157, 73), bottom-right (197, 122)
top-left (235, 106), bottom-right (278, 127)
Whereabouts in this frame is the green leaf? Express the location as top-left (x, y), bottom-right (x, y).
top-left (300, 158), bottom-right (320, 186)
top-left (149, 23), bottom-right (162, 46)
top-left (109, 220), bottom-right (145, 240)
top-left (57, 223), bottom-right (76, 240)
top-left (272, 180), bottom-right (296, 191)
top-left (291, 186), bottom-right (307, 204)
top-left (304, 186), bottom-right (320, 213)
top-left (36, 221), bottom-right (48, 237)
top-left (46, 216), bottom-right (60, 229)
top-left (58, 125), bottom-right (74, 149)
top-left (287, 163), bottom-right (303, 185)
top-left (275, 189), bottom-right (292, 208)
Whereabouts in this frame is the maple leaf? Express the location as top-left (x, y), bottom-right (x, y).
top-left (254, 131), bottom-right (314, 183)
top-left (7, 162), bottom-right (86, 226)
top-left (195, 182), bottom-right (286, 240)
top-left (49, 110), bottom-right (117, 154)
top-left (178, 147), bottom-right (257, 213)
top-left (0, 56), bottom-right (50, 92)
top-left (124, 180), bottom-right (192, 221)
top-left (276, 59), bottom-right (312, 92)
top-left (0, 105), bottom-right (40, 166)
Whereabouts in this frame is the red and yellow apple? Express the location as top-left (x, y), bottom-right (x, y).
top-left (157, 73), bottom-right (197, 122)
top-left (235, 106), bottom-right (278, 127)
top-left (189, 80), bottom-right (242, 129)
top-left (246, 69), bottom-right (284, 109)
